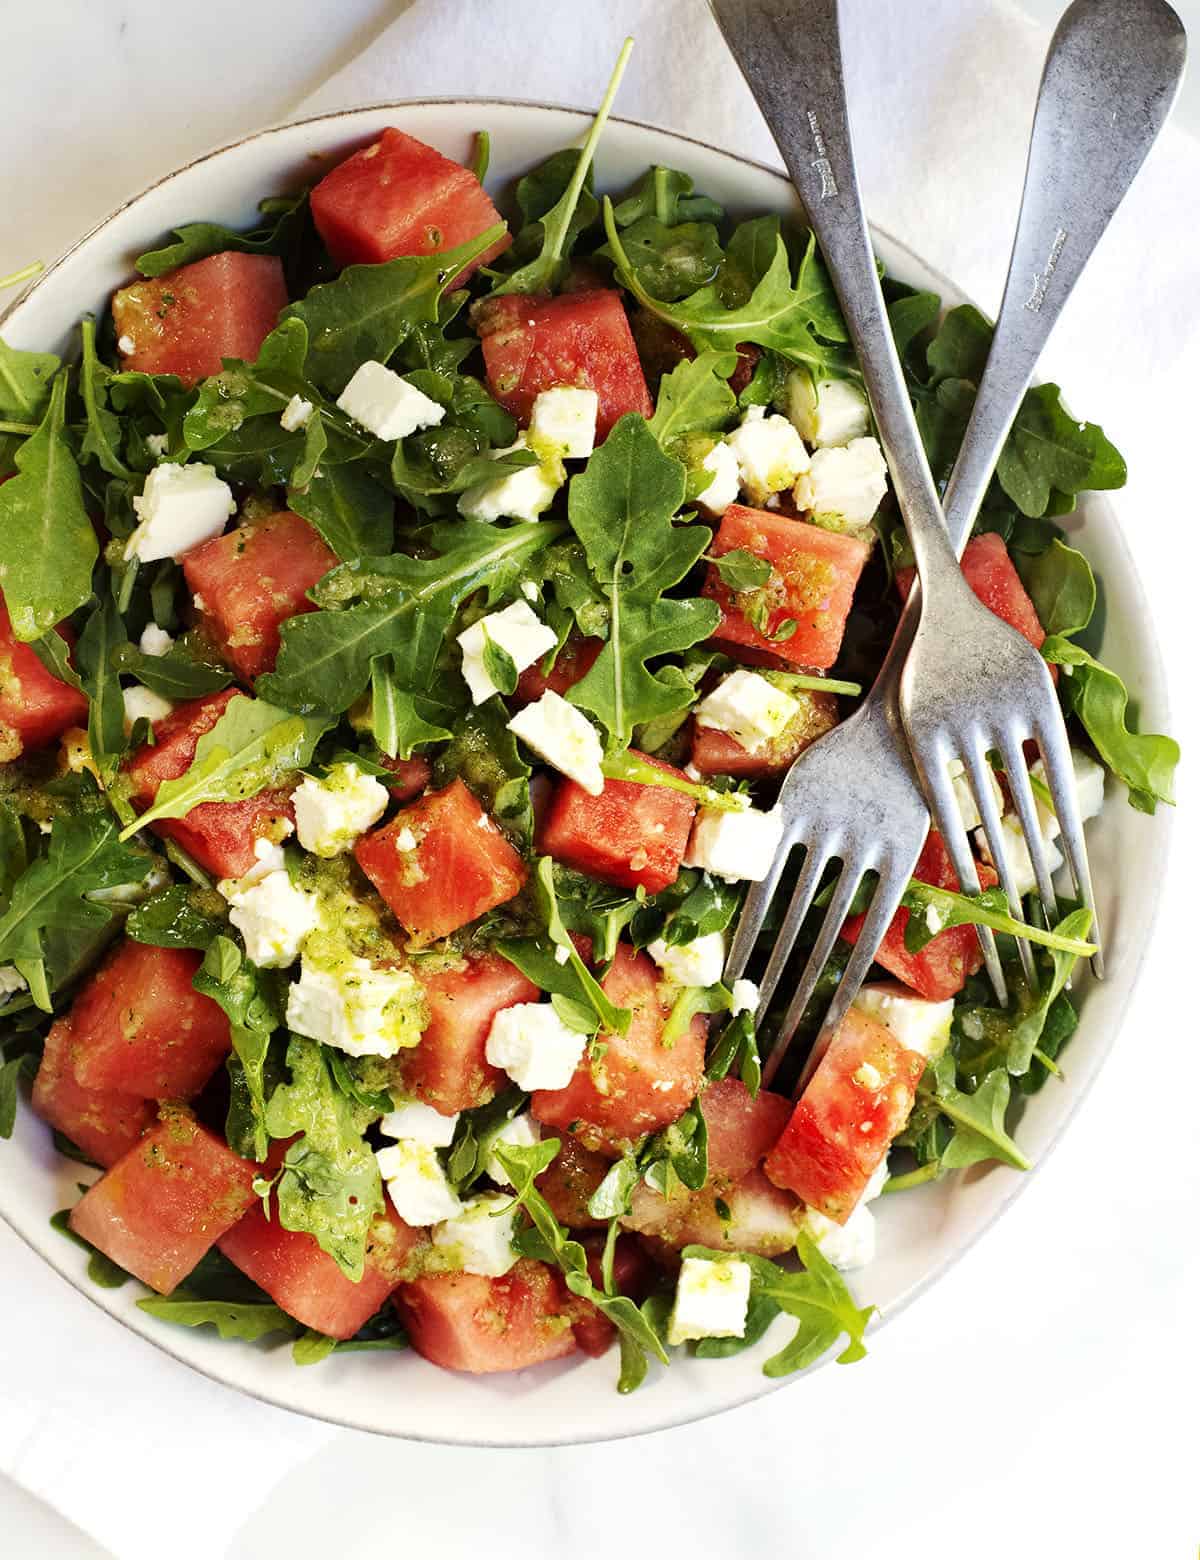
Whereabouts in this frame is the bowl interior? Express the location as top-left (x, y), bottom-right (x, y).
top-left (0, 100), bottom-right (1173, 1445)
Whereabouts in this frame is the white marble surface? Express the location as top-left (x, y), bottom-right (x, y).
top-left (2, 2), bottom-right (1198, 1557)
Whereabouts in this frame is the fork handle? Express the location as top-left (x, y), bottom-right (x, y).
top-left (707, 0), bottom-right (965, 595)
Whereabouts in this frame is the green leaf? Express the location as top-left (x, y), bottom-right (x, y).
top-left (435, 698), bottom-right (532, 844)
top-left (180, 319), bottom-right (318, 453)
top-left (1013, 538), bottom-right (1095, 638)
top-left (137, 1295), bottom-right (296, 1342)
top-left (565, 414), bottom-right (719, 745)
top-left (283, 229), bottom-right (505, 393)
top-left (926, 303), bottom-right (992, 384)
top-left (292, 1328), bottom-right (339, 1365)
top-left (288, 462), bottom-right (394, 562)
top-left (259, 520), bottom-right (562, 715)
top-left (265, 1036), bottom-right (384, 1280)
top-left (0, 1055), bottom-right (22, 1138)
top-left (28, 629), bottom-right (85, 694)
top-left (611, 166), bottom-right (724, 228)
top-left (0, 336), bottom-right (59, 421)
top-left (194, 935), bottom-right (282, 1161)
top-left (926, 1059), bottom-right (1031, 1171)
top-left (646, 350), bottom-right (738, 447)
top-left (76, 596), bottom-right (129, 786)
top-left (121, 695), bottom-right (329, 836)
top-left (708, 547), bottom-right (772, 593)
top-left (887, 289), bottom-right (941, 365)
top-left (480, 627), bottom-right (519, 697)
top-left (604, 216), bottom-right (724, 303)
top-left (0, 372), bottom-right (97, 639)
top-left (111, 643), bottom-right (233, 700)
top-left (535, 857), bottom-right (629, 1033)
top-left (368, 659), bottom-right (452, 761)
top-left (77, 316), bottom-right (131, 479)
top-left (134, 197), bottom-right (308, 276)
top-left (996, 383), bottom-right (1126, 517)
top-left (1041, 637), bottom-right (1179, 813)
top-left (900, 880), bottom-right (1097, 957)
top-left (126, 884), bottom-right (227, 949)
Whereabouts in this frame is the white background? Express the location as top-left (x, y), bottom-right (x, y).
top-left (2, 2), bottom-right (1197, 1556)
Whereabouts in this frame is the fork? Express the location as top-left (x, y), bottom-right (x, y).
top-left (710, 0), bottom-right (1186, 1089)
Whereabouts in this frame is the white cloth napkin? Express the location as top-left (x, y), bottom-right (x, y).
top-left (2, 3), bottom-right (1196, 1558)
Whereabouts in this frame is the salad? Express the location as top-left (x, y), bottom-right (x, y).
top-left (0, 60), bottom-right (1179, 1392)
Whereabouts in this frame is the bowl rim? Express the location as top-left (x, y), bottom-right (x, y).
top-left (0, 97), bottom-right (1175, 1446)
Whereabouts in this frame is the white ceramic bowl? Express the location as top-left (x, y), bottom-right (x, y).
top-left (0, 101), bottom-right (1173, 1445)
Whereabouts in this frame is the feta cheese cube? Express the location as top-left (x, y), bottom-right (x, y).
top-left (784, 371), bottom-right (871, 447)
top-left (853, 982), bottom-right (954, 1059)
top-left (667, 1256), bottom-right (752, 1345)
top-left (335, 360), bottom-right (445, 441)
top-left (947, 757), bottom-right (1005, 833)
top-left (221, 868), bottom-right (320, 969)
top-left (0, 964), bottom-right (28, 998)
top-left (1030, 748), bottom-right (1106, 838)
top-left (799, 1200), bottom-right (877, 1271)
top-left (694, 669), bottom-right (800, 753)
top-left (291, 762), bottom-right (389, 857)
top-left (684, 804), bottom-right (784, 882)
top-left (457, 435), bottom-right (563, 522)
top-left (280, 393), bottom-right (314, 433)
top-left (122, 684), bottom-right (173, 730)
top-left (647, 930), bottom-right (726, 988)
top-left (694, 439), bottom-right (740, 515)
top-left (485, 1001), bottom-right (587, 1091)
top-left (483, 1111), bottom-right (541, 1186)
top-left (529, 386), bottom-right (598, 459)
top-left (432, 1192), bottom-right (518, 1277)
top-left (138, 623), bottom-right (174, 657)
top-left (287, 954), bottom-right (425, 1058)
top-left (456, 600), bottom-right (558, 705)
top-left (794, 436), bottom-right (888, 527)
top-left (977, 813), bottom-right (1063, 899)
top-left (376, 1140), bottom-right (462, 1226)
top-left (125, 463), bottom-right (235, 562)
top-left (379, 1099), bottom-right (459, 1147)
top-left (730, 977), bottom-right (759, 1016)
top-left (725, 407), bottom-right (810, 504)
top-left (229, 835), bottom-right (289, 889)
top-left (507, 689), bottom-right (605, 796)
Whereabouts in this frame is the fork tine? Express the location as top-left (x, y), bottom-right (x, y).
top-left (1034, 714), bottom-right (1105, 977)
top-left (760, 854), bottom-right (864, 1090)
top-left (996, 728), bottom-right (1060, 925)
top-left (724, 826), bottom-right (798, 986)
top-left (960, 740), bottom-right (1038, 991)
top-left (918, 745), bottom-right (1008, 1006)
top-left (754, 840), bottom-right (833, 1021)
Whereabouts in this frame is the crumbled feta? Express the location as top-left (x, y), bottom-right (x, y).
top-left (977, 813), bottom-right (1063, 899)
top-left (529, 386), bottom-right (598, 460)
top-left (647, 930), bottom-right (726, 988)
top-left (725, 406), bottom-right (810, 504)
top-left (432, 1192), bottom-right (519, 1277)
top-left (125, 463), bottom-right (236, 562)
top-left (507, 690), bottom-right (605, 796)
top-left (137, 622), bottom-right (174, 657)
top-left (122, 684), bottom-right (173, 730)
top-left (797, 1151), bottom-right (889, 1271)
top-left (684, 804), bottom-right (784, 882)
top-left (0, 965), bottom-right (28, 998)
top-left (784, 371), bottom-right (871, 447)
top-left (694, 669), bottom-right (800, 753)
top-left (279, 393), bottom-right (315, 433)
top-left (221, 868), bottom-right (320, 969)
top-left (1030, 748), bottom-right (1106, 838)
top-left (291, 762), bottom-right (389, 857)
top-left (379, 1099), bottom-right (459, 1147)
top-left (947, 757), bottom-right (1005, 833)
top-left (457, 435), bottom-right (563, 522)
top-left (794, 436), bottom-right (888, 527)
top-left (483, 1111), bottom-right (542, 1186)
top-left (854, 982), bottom-right (954, 1059)
top-left (144, 433), bottom-right (169, 458)
top-left (234, 835), bottom-right (288, 887)
top-left (456, 600), bottom-right (558, 705)
top-left (485, 1001), bottom-right (587, 1091)
top-left (117, 334), bottom-right (135, 356)
top-left (392, 826), bottom-right (418, 853)
top-left (694, 439), bottom-right (740, 514)
top-left (335, 360), bottom-right (445, 441)
top-left (376, 1141), bottom-right (462, 1226)
top-left (730, 977), bottom-right (759, 1016)
top-left (287, 954), bottom-right (425, 1058)
top-left (667, 1256), bottom-right (752, 1345)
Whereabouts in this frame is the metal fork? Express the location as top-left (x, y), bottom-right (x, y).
top-left (711, 0), bottom-right (1186, 1089)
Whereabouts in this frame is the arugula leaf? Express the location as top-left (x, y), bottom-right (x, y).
top-left (137, 1295), bottom-right (295, 1343)
top-left (600, 748), bottom-right (747, 814)
top-left (126, 883), bottom-right (227, 949)
top-left (435, 698), bottom-right (532, 845)
top-left (194, 936), bottom-right (282, 1161)
top-left (259, 520), bottom-right (562, 715)
top-left (368, 662), bottom-right (452, 762)
top-left (0, 1055), bottom-right (22, 1138)
top-left (265, 1036), bottom-right (384, 1279)
top-left (283, 229), bottom-right (505, 393)
top-left (708, 548), bottom-right (772, 593)
top-left (611, 166), bottom-right (724, 228)
top-left (1014, 538), bottom-right (1095, 638)
top-left (646, 350), bottom-right (738, 447)
top-left (900, 880), bottom-right (1097, 957)
top-left (120, 695), bottom-right (328, 837)
top-left (0, 372), bottom-right (97, 639)
top-left (1041, 636), bottom-right (1179, 813)
top-left (289, 462), bottom-right (394, 562)
top-left (29, 628), bottom-right (85, 694)
top-left (76, 596), bottom-right (129, 787)
top-left (134, 194), bottom-right (311, 276)
top-left (604, 216), bottom-right (724, 303)
top-left (923, 1057), bottom-right (1031, 1171)
top-left (996, 383), bottom-right (1126, 517)
top-left (77, 316), bottom-right (131, 479)
top-left (565, 414), bottom-right (719, 745)
top-left (887, 288), bottom-right (941, 367)
top-left (926, 303), bottom-right (992, 384)
top-left (0, 336), bottom-right (58, 422)
top-left (111, 642), bottom-right (232, 700)
top-left (182, 318), bottom-right (312, 451)
top-left (490, 39), bottom-right (631, 295)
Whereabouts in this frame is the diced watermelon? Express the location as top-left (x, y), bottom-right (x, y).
top-left (354, 778), bottom-right (527, 947)
top-left (124, 689), bottom-right (294, 880)
top-left (629, 307), bottom-right (694, 391)
top-left (625, 1167), bottom-right (801, 1257)
top-left (512, 635), bottom-right (603, 706)
top-left (378, 754), bottom-right (431, 802)
top-left (532, 945), bottom-right (707, 1150)
top-left (690, 688), bottom-right (839, 777)
top-left (68, 1107), bottom-right (258, 1293)
top-left (764, 1008), bottom-right (925, 1222)
top-left (473, 289), bottom-right (653, 440)
top-left (396, 951), bottom-right (539, 1114)
top-left (704, 504), bottom-right (870, 670)
top-left (537, 751), bottom-right (696, 895)
top-left (571, 1232), bottom-right (655, 1357)
top-left (32, 1020), bottom-right (155, 1168)
top-left (66, 940), bottom-right (230, 1100)
top-left (728, 343), bottom-right (762, 397)
top-left (702, 1078), bottom-right (793, 1181)
top-left (534, 1134), bottom-right (612, 1228)
top-left (111, 252), bottom-right (287, 387)
top-left (218, 1201), bottom-right (422, 1339)
top-left (310, 127), bottom-right (510, 280)
top-left (182, 510), bottom-right (338, 681)
top-left (0, 599), bottom-right (88, 760)
top-left (396, 1258), bottom-right (578, 1374)
top-left (897, 531), bottom-right (1047, 649)
top-left (842, 829), bottom-right (999, 1000)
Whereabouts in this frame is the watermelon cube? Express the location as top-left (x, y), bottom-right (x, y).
top-left (32, 1020), bottom-right (155, 1168)
top-left (396, 1258), bottom-right (578, 1374)
top-left (690, 688), bottom-right (839, 777)
top-left (0, 599), bottom-right (88, 760)
top-left (897, 531), bottom-right (1047, 650)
